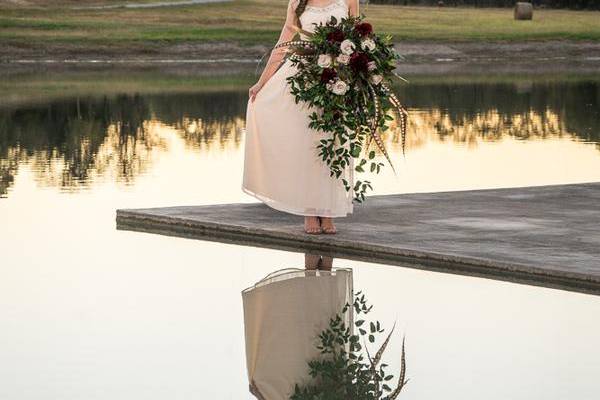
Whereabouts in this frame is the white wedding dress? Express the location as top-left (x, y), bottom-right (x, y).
top-left (242, 0), bottom-right (354, 218)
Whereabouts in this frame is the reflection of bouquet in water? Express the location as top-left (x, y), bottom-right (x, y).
top-left (291, 292), bottom-right (408, 400)
top-left (276, 16), bottom-right (408, 202)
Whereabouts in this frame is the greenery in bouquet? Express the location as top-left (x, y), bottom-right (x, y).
top-left (290, 292), bottom-right (408, 400)
top-left (277, 16), bottom-right (408, 202)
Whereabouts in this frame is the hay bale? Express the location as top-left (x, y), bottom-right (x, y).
top-left (515, 2), bottom-right (533, 20)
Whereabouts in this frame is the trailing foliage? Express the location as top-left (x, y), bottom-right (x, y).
top-left (290, 292), bottom-right (408, 400)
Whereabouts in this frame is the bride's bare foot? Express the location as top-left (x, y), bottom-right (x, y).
top-left (304, 216), bottom-right (322, 234)
top-left (319, 217), bottom-right (337, 234)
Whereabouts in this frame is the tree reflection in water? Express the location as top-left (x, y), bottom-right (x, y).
top-left (0, 92), bottom-right (246, 196)
top-left (0, 80), bottom-right (598, 197)
top-left (388, 80), bottom-right (600, 151)
top-left (0, 94), bottom-right (155, 195)
top-left (149, 92), bottom-right (247, 151)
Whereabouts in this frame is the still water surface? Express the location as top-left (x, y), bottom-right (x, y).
top-left (1, 69), bottom-right (600, 399)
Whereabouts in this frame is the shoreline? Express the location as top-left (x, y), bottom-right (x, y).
top-left (2, 40), bottom-right (599, 77)
top-left (2, 40), bottom-right (600, 67)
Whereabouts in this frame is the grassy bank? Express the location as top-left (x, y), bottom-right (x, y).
top-left (1, 0), bottom-right (600, 54)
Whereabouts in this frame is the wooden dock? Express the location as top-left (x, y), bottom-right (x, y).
top-left (117, 183), bottom-right (600, 295)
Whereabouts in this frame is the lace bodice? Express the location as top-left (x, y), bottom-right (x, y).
top-left (299, 0), bottom-right (349, 35)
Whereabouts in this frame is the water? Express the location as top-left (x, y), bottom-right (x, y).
top-left (1, 67), bottom-right (600, 399)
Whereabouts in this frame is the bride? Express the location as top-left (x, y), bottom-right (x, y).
top-left (242, 0), bottom-right (359, 235)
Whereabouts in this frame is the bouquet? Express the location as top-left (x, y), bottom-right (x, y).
top-left (275, 16), bottom-right (408, 202)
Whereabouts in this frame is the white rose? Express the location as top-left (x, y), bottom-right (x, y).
top-left (369, 74), bottom-right (383, 85)
top-left (367, 61), bottom-right (377, 71)
top-left (330, 79), bottom-right (349, 95)
top-left (361, 38), bottom-right (376, 52)
top-left (340, 39), bottom-right (356, 56)
top-left (336, 54), bottom-right (350, 65)
top-left (317, 54), bottom-right (332, 68)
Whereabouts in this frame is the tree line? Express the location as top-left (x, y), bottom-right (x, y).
top-left (368, 0), bottom-right (600, 9)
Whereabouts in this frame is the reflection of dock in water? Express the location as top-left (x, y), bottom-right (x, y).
top-left (117, 182), bottom-right (600, 295)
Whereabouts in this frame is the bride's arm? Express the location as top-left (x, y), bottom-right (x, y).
top-left (348, 0), bottom-right (359, 17)
top-left (249, 0), bottom-right (299, 101)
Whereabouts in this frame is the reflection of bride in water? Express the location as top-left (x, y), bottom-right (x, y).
top-left (242, 257), bottom-right (353, 399)
top-left (242, 255), bottom-right (408, 400)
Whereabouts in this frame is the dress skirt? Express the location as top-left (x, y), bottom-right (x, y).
top-left (242, 59), bottom-right (353, 218)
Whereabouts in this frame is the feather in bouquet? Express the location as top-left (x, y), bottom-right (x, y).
top-left (275, 16), bottom-right (408, 202)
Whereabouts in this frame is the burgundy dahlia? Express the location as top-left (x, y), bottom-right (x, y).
top-left (349, 52), bottom-right (370, 73)
top-left (354, 22), bottom-right (373, 37)
top-left (320, 68), bottom-right (337, 83)
top-left (326, 29), bottom-right (345, 43)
